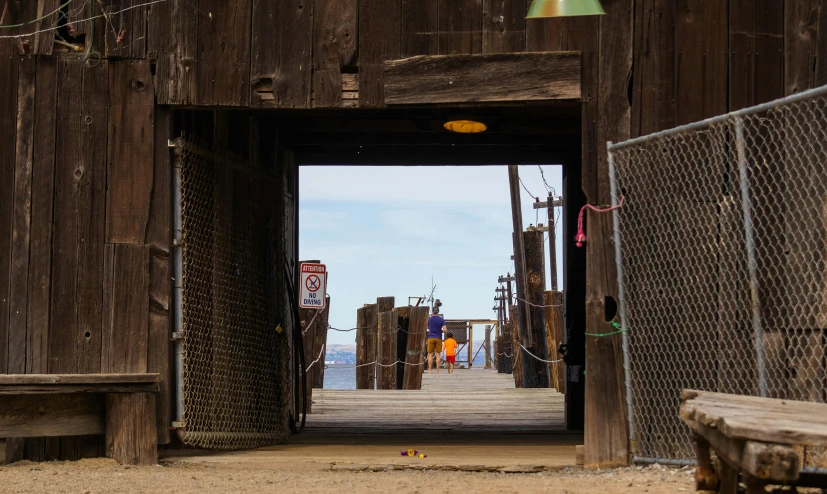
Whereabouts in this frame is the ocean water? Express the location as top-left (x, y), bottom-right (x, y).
top-left (322, 364), bottom-right (357, 390)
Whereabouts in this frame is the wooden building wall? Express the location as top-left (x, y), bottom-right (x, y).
top-left (2, 0), bottom-right (827, 467)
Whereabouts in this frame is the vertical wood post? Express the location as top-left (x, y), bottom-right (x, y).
top-left (376, 310), bottom-right (398, 389)
top-left (356, 306), bottom-right (369, 389)
top-left (484, 324), bottom-right (492, 369)
top-left (105, 393), bottom-right (157, 465)
top-left (548, 192), bottom-right (559, 291)
top-left (509, 305), bottom-right (522, 386)
top-left (545, 290), bottom-right (565, 393)
top-left (508, 165), bottom-right (532, 355)
top-left (523, 228), bottom-right (551, 388)
top-left (356, 304), bottom-right (377, 389)
top-left (403, 306), bottom-right (428, 390)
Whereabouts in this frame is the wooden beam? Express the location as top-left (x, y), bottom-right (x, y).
top-left (384, 52), bottom-right (581, 105)
top-left (0, 373), bottom-right (160, 394)
top-left (0, 394), bottom-right (105, 437)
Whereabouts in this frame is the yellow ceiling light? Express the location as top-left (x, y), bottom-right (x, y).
top-left (526, 0), bottom-right (605, 18)
top-left (444, 120), bottom-right (487, 134)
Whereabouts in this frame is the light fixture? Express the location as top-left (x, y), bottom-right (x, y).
top-left (526, 0), bottom-right (605, 18)
top-left (443, 119), bottom-right (487, 134)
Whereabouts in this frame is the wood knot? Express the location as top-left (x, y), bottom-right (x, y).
top-left (84, 115), bottom-right (93, 124)
top-left (130, 79), bottom-right (146, 92)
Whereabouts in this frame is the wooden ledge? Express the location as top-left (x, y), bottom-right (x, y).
top-left (0, 373), bottom-right (160, 394)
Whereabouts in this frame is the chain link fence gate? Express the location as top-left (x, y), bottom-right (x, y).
top-left (174, 137), bottom-right (290, 449)
top-left (608, 85), bottom-right (827, 467)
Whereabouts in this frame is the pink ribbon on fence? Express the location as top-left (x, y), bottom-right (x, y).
top-left (575, 196), bottom-right (625, 247)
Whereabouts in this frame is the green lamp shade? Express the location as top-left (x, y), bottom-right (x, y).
top-left (526, 0), bottom-right (605, 18)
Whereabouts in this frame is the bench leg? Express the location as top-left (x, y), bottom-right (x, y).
top-left (105, 393), bottom-right (157, 465)
top-left (742, 474), bottom-right (767, 494)
top-left (718, 461), bottom-right (740, 494)
top-left (695, 433), bottom-right (720, 491)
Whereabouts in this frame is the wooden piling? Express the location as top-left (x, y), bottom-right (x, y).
top-left (312, 296), bottom-right (331, 389)
top-left (510, 305), bottom-right (523, 387)
top-left (376, 310), bottom-right (398, 390)
top-left (545, 290), bottom-right (565, 393)
top-left (403, 306), bottom-right (429, 390)
top-left (356, 304), bottom-right (378, 389)
top-left (394, 307), bottom-right (410, 390)
top-left (522, 228), bottom-right (550, 388)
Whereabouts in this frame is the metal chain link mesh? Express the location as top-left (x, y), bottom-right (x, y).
top-left (177, 137), bottom-right (288, 449)
top-left (611, 89), bottom-right (827, 467)
top-left (445, 321), bottom-right (469, 343)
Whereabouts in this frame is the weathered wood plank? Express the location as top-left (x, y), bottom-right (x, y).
top-left (107, 245), bottom-right (150, 374)
top-left (0, 0), bottom-right (37, 54)
top-left (632, 0), bottom-right (675, 137)
top-left (584, 212), bottom-right (628, 469)
top-left (384, 52), bottom-right (580, 105)
top-left (106, 60), bottom-right (154, 244)
top-left (147, 0), bottom-right (197, 104)
top-left (401, 0), bottom-right (439, 57)
top-left (105, 393), bottom-right (157, 465)
top-left (785, 0), bottom-right (821, 94)
top-left (103, 0), bottom-right (147, 58)
top-left (74, 61), bottom-right (108, 377)
top-left (312, 0), bottom-right (357, 108)
top-left (251, 0), bottom-right (312, 108)
top-left (148, 254), bottom-right (170, 444)
top-left (196, 0), bottom-right (251, 106)
top-left (675, 0), bottom-right (727, 125)
top-left (682, 390), bottom-right (827, 446)
top-left (0, 54), bottom-right (18, 374)
top-left (438, 0), bottom-right (482, 55)
top-left (147, 105), bottom-right (170, 444)
top-left (482, 0), bottom-right (526, 54)
top-left (50, 59), bottom-right (103, 375)
top-left (358, 0), bottom-right (401, 107)
top-left (0, 394), bottom-right (105, 437)
top-left (27, 56), bottom-right (58, 376)
top-left (583, 0), bottom-right (632, 470)
top-left (8, 56), bottom-right (36, 375)
top-left (729, 0), bottom-right (784, 111)
top-left (32, 0), bottom-right (61, 55)
top-left (308, 370), bottom-right (565, 432)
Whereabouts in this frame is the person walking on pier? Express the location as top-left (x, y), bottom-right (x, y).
top-left (427, 306), bottom-right (447, 373)
top-left (443, 333), bottom-right (458, 374)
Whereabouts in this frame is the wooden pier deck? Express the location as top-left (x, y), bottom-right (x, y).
top-left (306, 369), bottom-right (565, 432)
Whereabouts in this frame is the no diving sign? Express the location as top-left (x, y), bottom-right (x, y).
top-left (300, 263), bottom-right (327, 309)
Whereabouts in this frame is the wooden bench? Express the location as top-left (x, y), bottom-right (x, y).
top-left (680, 389), bottom-right (827, 493)
top-left (0, 374), bottom-right (160, 465)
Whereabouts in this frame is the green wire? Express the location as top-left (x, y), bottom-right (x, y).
top-left (584, 321), bottom-right (627, 337)
top-left (0, 0), bottom-right (73, 30)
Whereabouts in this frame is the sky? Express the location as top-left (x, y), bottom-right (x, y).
top-left (299, 165), bottom-right (564, 346)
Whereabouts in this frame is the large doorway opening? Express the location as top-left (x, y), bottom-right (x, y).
top-left (172, 104), bottom-right (586, 449)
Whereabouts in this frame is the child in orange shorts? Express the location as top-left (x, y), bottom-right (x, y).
top-left (443, 332), bottom-right (458, 374)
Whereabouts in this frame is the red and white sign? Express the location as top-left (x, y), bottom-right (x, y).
top-left (299, 263), bottom-right (327, 309)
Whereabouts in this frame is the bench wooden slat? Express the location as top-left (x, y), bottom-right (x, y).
top-left (0, 394), bottom-right (105, 437)
top-left (681, 389), bottom-right (827, 446)
top-left (0, 373), bottom-right (160, 394)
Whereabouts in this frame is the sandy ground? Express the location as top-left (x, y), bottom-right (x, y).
top-left (0, 432), bottom-right (703, 494)
top-left (0, 457), bottom-right (697, 493)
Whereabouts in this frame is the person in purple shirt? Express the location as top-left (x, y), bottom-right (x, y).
top-left (426, 306), bottom-right (447, 374)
